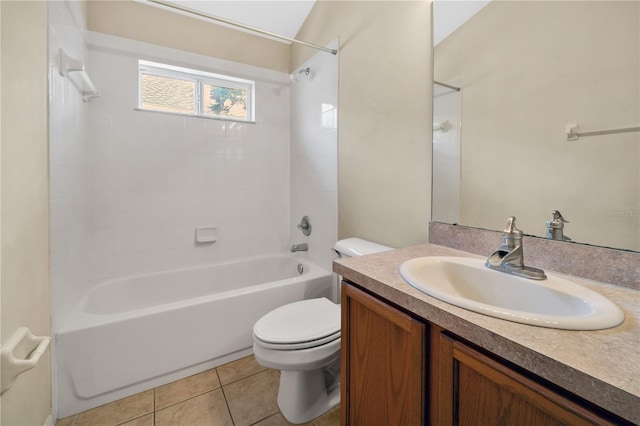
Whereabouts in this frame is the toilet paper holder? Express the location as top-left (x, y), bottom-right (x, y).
top-left (1, 327), bottom-right (50, 394)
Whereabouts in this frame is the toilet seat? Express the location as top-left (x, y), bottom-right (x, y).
top-left (253, 298), bottom-right (340, 350)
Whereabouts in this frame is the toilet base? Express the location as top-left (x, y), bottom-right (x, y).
top-left (277, 360), bottom-right (340, 424)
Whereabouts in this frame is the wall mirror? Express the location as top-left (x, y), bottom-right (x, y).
top-left (432, 0), bottom-right (639, 252)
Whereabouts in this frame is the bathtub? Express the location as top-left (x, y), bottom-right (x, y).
top-left (56, 255), bottom-right (333, 417)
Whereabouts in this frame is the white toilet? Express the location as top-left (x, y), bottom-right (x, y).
top-left (252, 238), bottom-right (393, 424)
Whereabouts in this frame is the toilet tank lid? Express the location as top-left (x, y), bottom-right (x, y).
top-left (334, 237), bottom-right (394, 257)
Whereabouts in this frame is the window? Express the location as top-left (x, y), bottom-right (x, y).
top-left (138, 60), bottom-right (255, 122)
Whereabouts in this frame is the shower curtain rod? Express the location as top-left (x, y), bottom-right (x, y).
top-left (145, 0), bottom-right (338, 55)
top-left (434, 80), bottom-right (461, 91)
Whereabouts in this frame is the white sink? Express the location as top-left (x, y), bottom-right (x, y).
top-left (399, 256), bottom-right (624, 330)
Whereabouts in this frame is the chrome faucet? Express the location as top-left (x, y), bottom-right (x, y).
top-left (291, 243), bottom-right (308, 252)
top-left (296, 216), bottom-right (312, 236)
top-left (485, 217), bottom-right (546, 280)
top-left (546, 210), bottom-right (571, 241)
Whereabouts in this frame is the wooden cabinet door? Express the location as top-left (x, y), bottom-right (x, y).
top-left (341, 283), bottom-right (426, 426)
top-left (438, 333), bottom-right (625, 426)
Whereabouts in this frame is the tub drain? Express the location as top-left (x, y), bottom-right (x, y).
top-left (297, 263), bottom-right (304, 274)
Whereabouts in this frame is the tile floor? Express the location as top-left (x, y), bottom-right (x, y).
top-left (56, 355), bottom-right (340, 426)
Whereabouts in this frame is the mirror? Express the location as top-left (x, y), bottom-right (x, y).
top-left (432, 0), bottom-right (639, 252)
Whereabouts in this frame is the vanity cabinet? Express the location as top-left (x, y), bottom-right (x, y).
top-left (341, 281), bottom-right (632, 426)
top-left (340, 283), bottom-right (426, 426)
top-left (437, 333), bottom-right (624, 426)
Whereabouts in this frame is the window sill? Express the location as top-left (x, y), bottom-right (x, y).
top-left (134, 108), bottom-right (256, 124)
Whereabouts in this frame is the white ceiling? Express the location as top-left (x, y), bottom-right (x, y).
top-left (161, 1), bottom-right (316, 41)
top-left (433, 0), bottom-right (490, 46)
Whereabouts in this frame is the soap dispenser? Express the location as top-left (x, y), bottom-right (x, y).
top-left (546, 210), bottom-right (571, 241)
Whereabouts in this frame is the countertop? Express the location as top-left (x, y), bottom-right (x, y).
top-left (333, 244), bottom-right (640, 424)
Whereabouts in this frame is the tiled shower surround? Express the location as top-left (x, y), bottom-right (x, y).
top-left (49, 0), bottom-right (88, 335)
top-left (290, 41), bottom-right (339, 280)
top-left (50, 27), bottom-right (295, 333)
top-left (52, 23), bottom-right (338, 329)
top-left (85, 32), bottom-right (291, 284)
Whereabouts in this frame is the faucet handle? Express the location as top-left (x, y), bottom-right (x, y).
top-left (503, 216), bottom-right (523, 237)
top-left (551, 210), bottom-right (569, 223)
top-left (296, 216), bottom-right (312, 236)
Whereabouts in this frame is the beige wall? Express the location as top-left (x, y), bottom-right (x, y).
top-left (87, 0), bottom-right (290, 73)
top-left (0, 1), bottom-right (52, 425)
top-left (294, 1), bottom-right (433, 249)
top-left (434, 1), bottom-right (639, 251)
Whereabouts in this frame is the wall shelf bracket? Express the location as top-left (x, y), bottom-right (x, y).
top-left (59, 48), bottom-right (101, 102)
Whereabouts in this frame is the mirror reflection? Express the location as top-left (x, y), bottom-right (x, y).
top-left (432, 0), bottom-right (639, 252)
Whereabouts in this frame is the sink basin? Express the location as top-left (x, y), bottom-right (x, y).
top-left (399, 256), bottom-right (624, 330)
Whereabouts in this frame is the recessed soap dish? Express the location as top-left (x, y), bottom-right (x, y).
top-left (195, 226), bottom-right (218, 243)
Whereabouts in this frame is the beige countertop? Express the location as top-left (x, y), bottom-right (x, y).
top-left (333, 244), bottom-right (640, 424)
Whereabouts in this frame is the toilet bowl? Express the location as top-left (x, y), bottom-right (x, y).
top-left (252, 238), bottom-right (393, 424)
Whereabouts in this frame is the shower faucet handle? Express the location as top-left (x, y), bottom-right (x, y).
top-left (297, 216), bottom-right (312, 236)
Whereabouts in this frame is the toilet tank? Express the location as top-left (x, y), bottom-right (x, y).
top-left (332, 238), bottom-right (393, 302)
top-left (333, 237), bottom-right (393, 258)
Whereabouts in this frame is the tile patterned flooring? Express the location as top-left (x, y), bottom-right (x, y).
top-left (56, 355), bottom-right (340, 426)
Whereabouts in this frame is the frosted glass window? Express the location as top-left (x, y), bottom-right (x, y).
top-left (138, 60), bottom-right (255, 122)
top-left (140, 73), bottom-right (196, 114)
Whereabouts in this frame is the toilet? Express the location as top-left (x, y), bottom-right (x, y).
top-left (252, 238), bottom-right (393, 424)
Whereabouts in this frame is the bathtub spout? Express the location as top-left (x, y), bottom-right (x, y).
top-left (291, 243), bottom-right (308, 252)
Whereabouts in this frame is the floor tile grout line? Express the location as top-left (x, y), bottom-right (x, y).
top-left (225, 368), bottom-right (282, 426)
top-left (217, 369), bottom-right (237, 426)
top-left (248, 412), bottom-right (280, 426)
top-left (151, 365), bottom-right (227, 412)
top-left (152, 387), bottom-right (156, 426)
top-left (218, 367), bottom-right (270, 387)
top-left (149, 358), bottom-right (268, 411)
top-left (113, 411), bottom-right (153, 426)
top-left (154, 386), bottom-right (225, 413)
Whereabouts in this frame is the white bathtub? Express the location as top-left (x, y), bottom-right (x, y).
top-left (56, 255), bottom-right (333, 417)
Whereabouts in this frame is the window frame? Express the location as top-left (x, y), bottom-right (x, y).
top-left (138, 60), bottom-right (256, 123)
